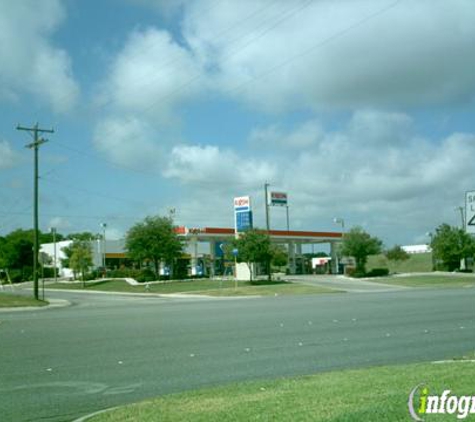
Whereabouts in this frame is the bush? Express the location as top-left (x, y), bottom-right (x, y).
top-left (346, 267), bottom-right (389, 278)
top-left (365, 268), bottom-right (390, 278)
top-left (41, 267), bottom-right (59, 278)
top-left (136, 268), bottom-right (156, 282)
top-left (7, 269), bottom-right (23, 283)
top-left (346, 267), bottom-right (366, 278)
top-left (107, 268), bottom-right (158, 282)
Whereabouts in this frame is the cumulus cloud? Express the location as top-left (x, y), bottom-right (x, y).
top-left (89, 1), bottom-right (475, 244)
top-left (99, 1), bottom-right (475, 119)
top-left (249, 120), bottom-right (323, 149)
top-left (0, 0), bottom-right (79, 112)
top-left (0, 141), bottom-right (20, 169)
top-left (183, 0), bottom-right (475, 111)
top-left (98, 27), bottom-right (201, 122)
top-left (162, 111), bottom-right (474, 243)
top-left (93, 116), bottom-right (163, 169)
top-left (164, 144), bottom-right (276, 187)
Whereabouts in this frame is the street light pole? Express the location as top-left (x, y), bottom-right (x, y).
top-left (51, 227), bottom-right (57, 283)
top-left (101, 223), bottom-right (107, 271)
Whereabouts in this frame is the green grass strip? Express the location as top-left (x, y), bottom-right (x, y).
top-left (90, 359), bottom-right (475, 421)
top-left (369, 274), bottom-right (475, 288)
top-left (0, 292), bottom-right (48, 308)
top-left (47, 279), bottom-right (340, 296)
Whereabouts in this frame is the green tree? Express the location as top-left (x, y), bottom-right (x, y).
top-left (430, 223), bottom-right (475, 271)
top-left (63, 240), bottom-right (93, 285)
top-left (385, 245), bottom-right (410, 262)
top-left (66, 232), bottom-right (97, 241)
top-left (125, 216), bottom-right (183, 278)
top-left (2, 229), bottom-right (34, 269)
top-left (341, 227), bottom-right (383, 275)
top-left (233, 229), bottom-right (273, 282)
top-left (0, 229), bottom-right (66, 282)
top-left (271, 244), bottom-right (288, 271)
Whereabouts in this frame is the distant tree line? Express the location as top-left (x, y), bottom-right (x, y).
top-left (2, 217), bottom-right (475, 284)
top-left (0, 229), bottom-right (102, 283)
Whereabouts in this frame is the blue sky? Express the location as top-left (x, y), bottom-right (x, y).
top-left (1, 0), bottom-right (475, 247)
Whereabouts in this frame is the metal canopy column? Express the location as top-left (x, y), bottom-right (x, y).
top-left (288, 241), bottom-right (296, 275)
top-left (330, 242), bottom-right (338, 274)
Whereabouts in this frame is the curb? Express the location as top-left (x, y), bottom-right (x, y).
top-left (72, 406), bottom-right (120, 422)
top-left (42, 288), bottom-right (217, 299)
top-left (41, 288), bottom-right (254, 300)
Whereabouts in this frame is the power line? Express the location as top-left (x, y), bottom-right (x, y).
top-left (53, 139), bottom-right (160, 177)
top-left (227, 0), bottom-right (402, 97)
top-left (119, 0), bottom-right (316, 118)
top-left (52, 0), bottom-right (400, 180)
top-left (73, 1), bottom-right (318, 168)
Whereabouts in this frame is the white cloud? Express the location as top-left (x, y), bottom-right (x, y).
top-left (181, 0), bottom-right (475, 111)
top-left (161, 111), bottom-right (475, 244)
top-left (0, 141), bottom-right (20, 169)
top-left (164, 144), bottom-right (276, 187)
top-left (93, 116), bottom-right (167, 170)
top-left (99, 1), bottom-right (475, 120)
top-left (0, 0), bottom-right (79, 112)
top-left (249, 120), bottom-right (323, 149)
top-left (87, 1), bottom-right (475, 245)
top-left (98, 27), bottom-right (201, 122)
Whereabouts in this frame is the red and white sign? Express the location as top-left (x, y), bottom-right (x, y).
top-left (269, 191), bottom-right (288, 206)
top-left (234, 196), bottom-right (251, 210)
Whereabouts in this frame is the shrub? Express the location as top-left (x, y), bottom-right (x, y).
top-left (346, 267), bottom-right (366, 278)
top-left (136, 268), bottom-right (156, 282)
top-left (8, 269), bottom-right (23, 283)
top-left (365, 268), bottom-right (390, 277)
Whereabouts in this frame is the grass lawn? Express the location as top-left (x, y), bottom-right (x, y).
top-left (0, 292), bottom-right (48, 308)
top-left (368, 274), bottom-right (475, 288)
top-left (47, 279), bottom-right (340, 296)
top-left (90, 357), bottom-right (475, 422)
top-left (367, 252), bottom-right (433, 273)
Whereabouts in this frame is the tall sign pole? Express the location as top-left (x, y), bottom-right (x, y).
top-left (17, 123), bottom-right (54, 300)
top-left (264, 182), bottom-right (270, 232)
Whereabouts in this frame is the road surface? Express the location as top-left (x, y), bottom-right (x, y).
top-left (0, 286), bottom-right (474, 421)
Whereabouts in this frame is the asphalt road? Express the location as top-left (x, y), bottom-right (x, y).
top-left (1, 286), bottom-right (474, 421)
top-left (286, 274), bottom-right (411, 293)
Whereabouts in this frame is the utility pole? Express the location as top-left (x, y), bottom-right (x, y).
top-left (17, 123), bottom-right (54, 300)
top-left (264, 182), bottom-right (270, 232)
